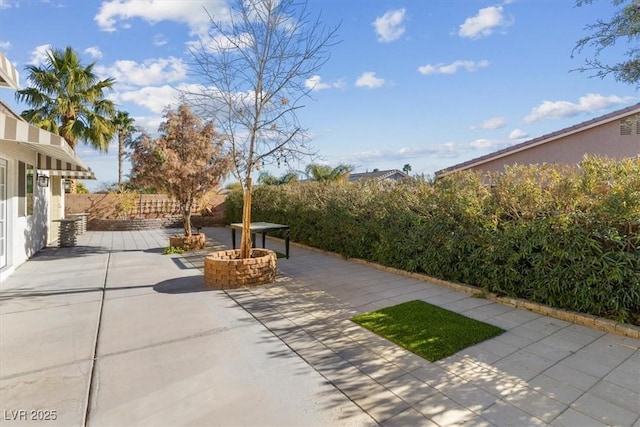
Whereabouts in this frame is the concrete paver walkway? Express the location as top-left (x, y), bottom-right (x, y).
top-left (1, 228), bottom-right (639, 426)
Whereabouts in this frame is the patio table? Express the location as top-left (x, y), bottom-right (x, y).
top-left (230, 222), bottom-right (290, 258)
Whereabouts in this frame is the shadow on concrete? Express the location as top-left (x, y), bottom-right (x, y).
top-left (0, 277), bottom-right (213, 299)
top-left (153, 276), bottom-right (214, 294)
top-left (30, 245), bottom-right (111, 259)
top-left (143, 247), bottom-right (166, 254)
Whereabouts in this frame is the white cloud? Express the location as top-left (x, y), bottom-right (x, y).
top-left (97, 57), bottom-right (187, 87)
top-left (305, 75), bottom-right (344, 91)
top-left (27, 45), bottom-right (53, 65)
top-left (0, 40), bottom-right (11, 50)
top-left (468, 139), bottom-right (495, 149)
top-left (340, 145), bottom-right (458, 164)
top-left (114, 85), bottom-right (182, 114)
top-left (419, 59), bottom-right (489, 75)
top-left (509, 128), bottom-right (528, 139)
top-left (84, 46), bottom-right (103, 59)
top-left (131, 115), bottom-right (164, 134)
top-left (0, 0), bottom-right (17, 9)
top-left (153, 34), bottom-right (168, 47)
top-left (458, 6), bottom-right (512, 39)
top-left (372, 8), bottom-right (406, 43)
top-left (477, 116), bottom-right (506, 130)
top-left (467, 138), bottom-right (518, 151)
top-left (524, 93), bottom-right (637, 123)
top-left (355, 71), bottom-right (386, 88)
top-left (94, 0), bottom-right (228, 37)
top-left (188, 31), bottom-right (254, 54)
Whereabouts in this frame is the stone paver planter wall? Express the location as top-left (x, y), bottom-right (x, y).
top-left (204, 248), bottom-right (276, 289)
top-left (169, 233), bottom-right (206, 250)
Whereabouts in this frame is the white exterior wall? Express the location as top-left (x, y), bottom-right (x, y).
top-left (0, 140), bottom-right (52, 282)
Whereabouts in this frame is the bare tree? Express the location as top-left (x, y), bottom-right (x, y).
top-left (187, 0), bottom-right (339, 258)
top-left (130, 103), bottom-right (231, 236)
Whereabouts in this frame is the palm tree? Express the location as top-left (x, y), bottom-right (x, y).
top-left (112, 111), bottom-right (136, 186)
top-left (257, 170), bottom-right (299, 185)
top-left (15, 46), bottom-right (116, 152)
top-left (305, 163), bottom-right (353, 182)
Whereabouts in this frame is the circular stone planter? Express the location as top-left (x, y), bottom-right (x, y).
top-left (204, 248), bottom-right (277, 289)
top-left (169, 233), bottom-right (206, 251)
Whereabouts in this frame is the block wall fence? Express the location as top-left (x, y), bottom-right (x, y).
top-left (65, 193), bottom-right (227, 231)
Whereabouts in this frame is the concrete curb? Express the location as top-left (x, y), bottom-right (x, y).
top-left (285, 239), bottom-right (640, 340)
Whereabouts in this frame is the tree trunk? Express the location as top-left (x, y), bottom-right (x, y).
top-left (118, 135), bottom-right (124, 186)
top-left (239, 178), bottom-right (252, 259)
top-left (183, 201), bottom-right (192, 236)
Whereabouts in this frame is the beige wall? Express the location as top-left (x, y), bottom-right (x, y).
top-left (468, 119), bottom-right (640, 173)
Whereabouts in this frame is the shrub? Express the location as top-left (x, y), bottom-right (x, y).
top-left (225, 157), bottom-right (640, 323)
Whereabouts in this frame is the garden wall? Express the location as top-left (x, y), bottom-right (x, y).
top-left (66, 193), bottom-right (227, 230)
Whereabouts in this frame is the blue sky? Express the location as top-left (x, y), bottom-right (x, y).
top-left (0, 0), bottom-right (637, 190)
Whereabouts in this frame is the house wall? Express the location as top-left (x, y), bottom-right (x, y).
top-left (468, 119), bottom-right (640, 173)
top-left (0, 140), bottom-right (51, 282)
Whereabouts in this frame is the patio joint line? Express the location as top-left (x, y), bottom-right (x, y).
top-left (82, 250), bottom-right (110, 427)
top-left (222, 289), bottom-right (381, 426)
top-left (549, 347), bottom-right (639, 425)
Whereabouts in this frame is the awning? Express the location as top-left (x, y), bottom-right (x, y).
top-left (46, 168), bottom-right (97, 180)
top-left (0, 51), bottom-right (19, 89)
top-left (0, 113), bottom-right (97, 180)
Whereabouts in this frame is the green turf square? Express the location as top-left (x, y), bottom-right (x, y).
top-left (351, 300), bottom-right (504, 362)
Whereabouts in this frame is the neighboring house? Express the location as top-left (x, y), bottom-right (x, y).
top-left (348, 169), bottom-right (409, 182)
top-left (0, 51), bottom-right (96, 281)
top-left (435, 103), bottom-right (640, 178)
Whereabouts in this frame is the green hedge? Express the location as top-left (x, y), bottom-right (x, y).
top-left (225, 156), bottom-right (640, 324)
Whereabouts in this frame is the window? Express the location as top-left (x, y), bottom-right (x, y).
top-left (18, 161), bottom-right (34, 216)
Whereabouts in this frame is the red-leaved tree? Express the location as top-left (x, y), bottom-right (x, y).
top-left (130, 103), bottom-right (230, 236)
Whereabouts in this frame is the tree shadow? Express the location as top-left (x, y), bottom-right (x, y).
top-left (143, 247), bottom-right (165, 254)
top-left (153, 276), bottom-right (215, 294)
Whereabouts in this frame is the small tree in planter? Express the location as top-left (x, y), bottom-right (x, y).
top-left (130, 103), bottom-right (230, 250)
top-left (188, 0), bottom-right (339, 261)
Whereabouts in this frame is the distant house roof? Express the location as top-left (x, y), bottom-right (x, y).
top-left (435, 102), bottom-right (640, 178)
top-left (348, 169), bottom-right (409, 182)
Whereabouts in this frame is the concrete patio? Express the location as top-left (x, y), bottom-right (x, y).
top-left (1, 227), bottom-right (638, 426)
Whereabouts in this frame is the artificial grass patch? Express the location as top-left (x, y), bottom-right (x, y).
top-left (351, 300), bottom-right (504, 362)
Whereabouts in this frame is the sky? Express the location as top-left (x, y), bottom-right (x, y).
top-left (0, 0), bottom-right (637, 191)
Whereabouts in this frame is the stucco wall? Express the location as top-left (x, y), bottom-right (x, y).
top-left (469, 119), bottom-right (640, 173)
top-left (0, 140), bottom-right (51, 281)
